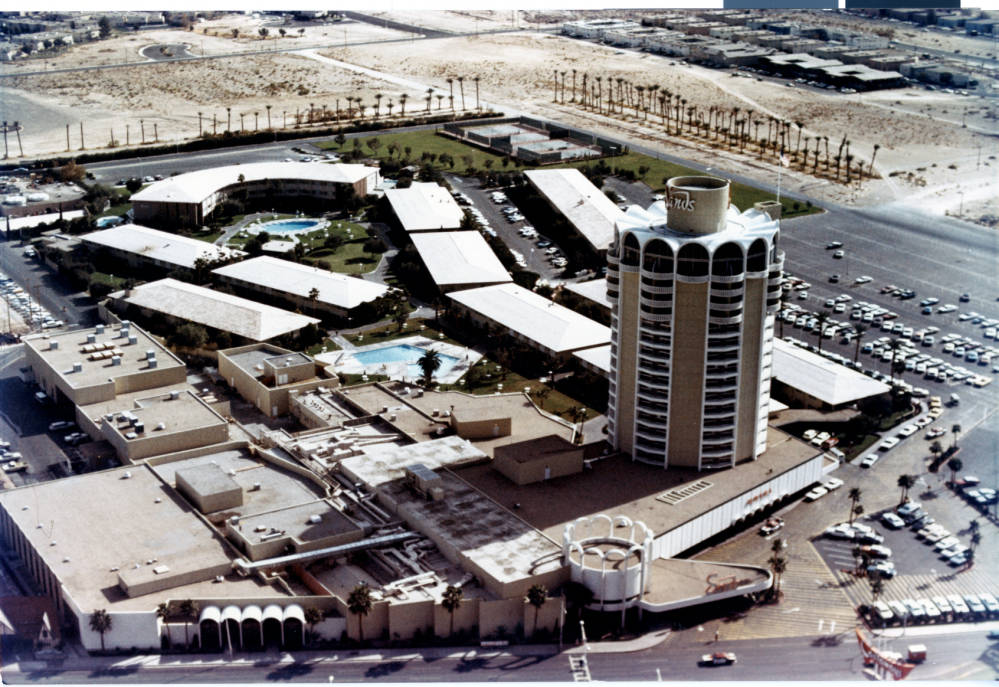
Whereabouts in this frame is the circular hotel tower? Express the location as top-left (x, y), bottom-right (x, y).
top-left (606, 177), bottom-right (784, 470)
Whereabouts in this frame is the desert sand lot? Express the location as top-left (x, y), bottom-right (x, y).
top-left (1, 11), bottom-right (996, 221)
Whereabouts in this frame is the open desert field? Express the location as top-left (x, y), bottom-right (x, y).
top-left (1, 11), bottom-right (995, 221)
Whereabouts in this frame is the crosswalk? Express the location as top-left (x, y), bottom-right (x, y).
top-left (568, 654), bottom-right (591, 682)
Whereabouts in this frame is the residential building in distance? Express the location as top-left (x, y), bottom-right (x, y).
top-left (130, 162), bottom-right (381, 229)
top-left (80, 224), bottom-right (244, 278)
top-left (524, 168), bottom-right (624, 255)
top-left (383, 182), bottom-right (465, 233)
top-left (109, 278), bottom-right (321, 344)
top-left (211, 256), bottom-right (390, 321)
top-left (409, 231), bottom-right (512, 292)
top-left (607, 176), bottom-right (783, 470)
top-left (447, 283), bottom-right (611, 362)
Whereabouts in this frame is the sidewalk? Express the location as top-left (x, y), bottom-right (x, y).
top-left (11, 630), bottom-right (671, 674)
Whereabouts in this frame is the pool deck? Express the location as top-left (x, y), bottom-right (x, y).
top-left (316, 335), bottom-right (481, 384)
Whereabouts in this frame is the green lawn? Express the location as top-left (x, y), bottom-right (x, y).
top-left (345, 318), bottom-right (446, 346)
top-left (188, 228), bottom-right (223, 243)
top-left (305, 337), bottom-right (342, 356)
top-left (319, 129), bottom-right (820, 219)
top-left (226, 220), bottom-right (381, 273)
top-left (99, 200), bottom-right (132, 218)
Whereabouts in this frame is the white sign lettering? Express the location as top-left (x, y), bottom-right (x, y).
top-left (668, 190), bottom-right (695, 212)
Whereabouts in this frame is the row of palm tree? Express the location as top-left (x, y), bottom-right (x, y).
top-left (191, 75), bottom-right (482, 139)
top-left (347, 581), bottom-right (550, 641)
top-left (550, 69), bottom-right (879, 186)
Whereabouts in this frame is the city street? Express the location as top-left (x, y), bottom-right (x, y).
top-left (3, 625), bottom-right (998, 683)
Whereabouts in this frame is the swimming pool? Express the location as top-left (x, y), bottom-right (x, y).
top-left (257, 218), bottom-right (327, 235)
top-left (353, 344), bottom-right (461, 380)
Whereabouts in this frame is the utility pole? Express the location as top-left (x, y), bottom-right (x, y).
top-left (79, 121), bottom-right (83, 150)
top-left (66, 124), bottom-right (70, 152)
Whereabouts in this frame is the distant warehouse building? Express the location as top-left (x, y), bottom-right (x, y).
top-left (109, 278), bottom-right (321, 344)
top-left (409, 231), bottom-right (512, 293)
top-left (131, 162), bottom-right (381, 230)
top-left (383, 182), bottom-right (465, 233)
top-left (212, 256), bottom-right (390, 321)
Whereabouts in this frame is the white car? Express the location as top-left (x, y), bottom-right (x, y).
top-left (860, 453), bottom-right (880, 468)
top-left (805, 486), bottom-right (829, 502)
top-left (898, 425), bottom-right (918, 437)
top-left (854, 276), bottom-right (872, 284)
top-left (821, 476), bottom-right (844, 491)
top-left (825, 523), bottom-right (854, 539)
top-left (879, 437), bottom-right (900, 451)
top-left (881, 512), bottom-right (905, 529)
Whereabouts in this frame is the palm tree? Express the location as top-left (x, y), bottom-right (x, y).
top-left (853, 324), bottom-right (868, 363)
top-left (848, 487), bottom-right (862, 525)
top-left (951, 423), bottom-right (961, 450)
top-left (226, 106), bottom-right (232, 133)
top-left (473, 76), bottom-right (480, 110)
top-left (928, 439), bottom-right (942, 465)
top-left (457, 76), bottom-right (465, 110)
top-left (399, 93), bottom-right (408, 117)
top-left (969, 531), bottom-right (982, 559)
top-left (156, 602), bottom-right (171, 642)
top-left (418, 349), bottom-right (442, 387)
top-left (571, 69), bottom-right (577, 102)
top-left (947, 457), bottom-right (963, 486)
top-left (303, 607), bottom-right (323, 646)
top-left (897, 474), bottom-right (916, 506)
top-left (442, 584), bottom-right (463, 637)
top-left (179, 599), bottom-right (198, 648)
top-left (768, 554), bottom-right (787, 601)
top-left (89, 609), bottom-right (112, 651)
top-left (868, 143), bottom-right (880, 178)
top-left (347, 583), bottom-right (373, 642)
top-left (446, 78), bottom-right (454, 109)
top-left (851, 545), bottom-right (870, 574)
top-left (886, 338), bottom-right (902, 384)
top-left (374, 93), bottom-right (382, 118)
top-left (815, 311), bottom-right (830, 354)
top-left (266, 104), bottom-right (272, 129)
top-left (525, 584), bottom-right (548, 637)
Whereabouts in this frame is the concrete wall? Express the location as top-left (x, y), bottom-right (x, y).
top-left (479, 598), bottom-right (523, 639)
top-left (493, 446), bottom-right (582, 485)
top-left (434, 596), bottom-right (479, 638)
top-left (453, 416), bottom-right (511, 440)
top-left (103, 416), bottom-right (230, 463)
top-left (735, 277), bottom-right (765, 461)
top-left (66, 593), bottom-right (161, 652)
top-left (387, 598), bottom-right (434, 641)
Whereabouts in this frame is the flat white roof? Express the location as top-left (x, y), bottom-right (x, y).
top-left (119, 278), bottom-right (319, 342)
top-left (573, 344), bottom-right (611, 376)
top-left (410, 231), bottom-right (511, 288)
top-left (130, 162), bottom-right (379, 204)
top-left (7, 210), bottom-right (85, 229)
top-left (448, 283), bottom-right (610, 354)
top-left (524, 169), bottom-right (623, 252)
top-left (383, 182), bottom-right (465, 232)
top-left (772, 338), bottom-right (890, 406)
top-left (564, 277), bottom-right (611, 310)
top-left (81, 224), bottom-right (244, 270)
top-left (212, 256), bottom-right (389, 310)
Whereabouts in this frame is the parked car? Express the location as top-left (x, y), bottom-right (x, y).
top-left (881, 512), bottom-right (905, 529)
top-left (759, 517), bottom-right (784, 536)
top-left (805, 486), bottom-right (828, 502)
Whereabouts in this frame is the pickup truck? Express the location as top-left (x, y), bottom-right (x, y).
top-left (907, 644), bottom-right (927, 662)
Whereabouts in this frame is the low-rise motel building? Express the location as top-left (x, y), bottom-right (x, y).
top-left (130, 162), bottom-right (381, 229)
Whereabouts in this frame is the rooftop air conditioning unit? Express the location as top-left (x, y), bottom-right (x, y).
top-left (128, 335), bottom-right (137, 345)
top-left (169, 390), bottom-right (181, 400)
top-left (71, 362), bottom-right (82, 373)
top-left (49, 340), bottom-right (58, 350)
top-left (308, 514), bottom-right (322, 524)
top-left (148, 360), bottom-right (157, 369)
top-left (125, 432), bottom-right (137, 439)
top-left (122, 471), bottom-right (132, 479)
top-left (86, 333), bottom-right (96, 344)
top-left (155, 422), bottom-right (165, 430)
top-left (96, 324), bottom-right (105, 334)
top-left (145, 349), bottom-right (155, 360)
top-left (111, 356), bottom-right (121, 366)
